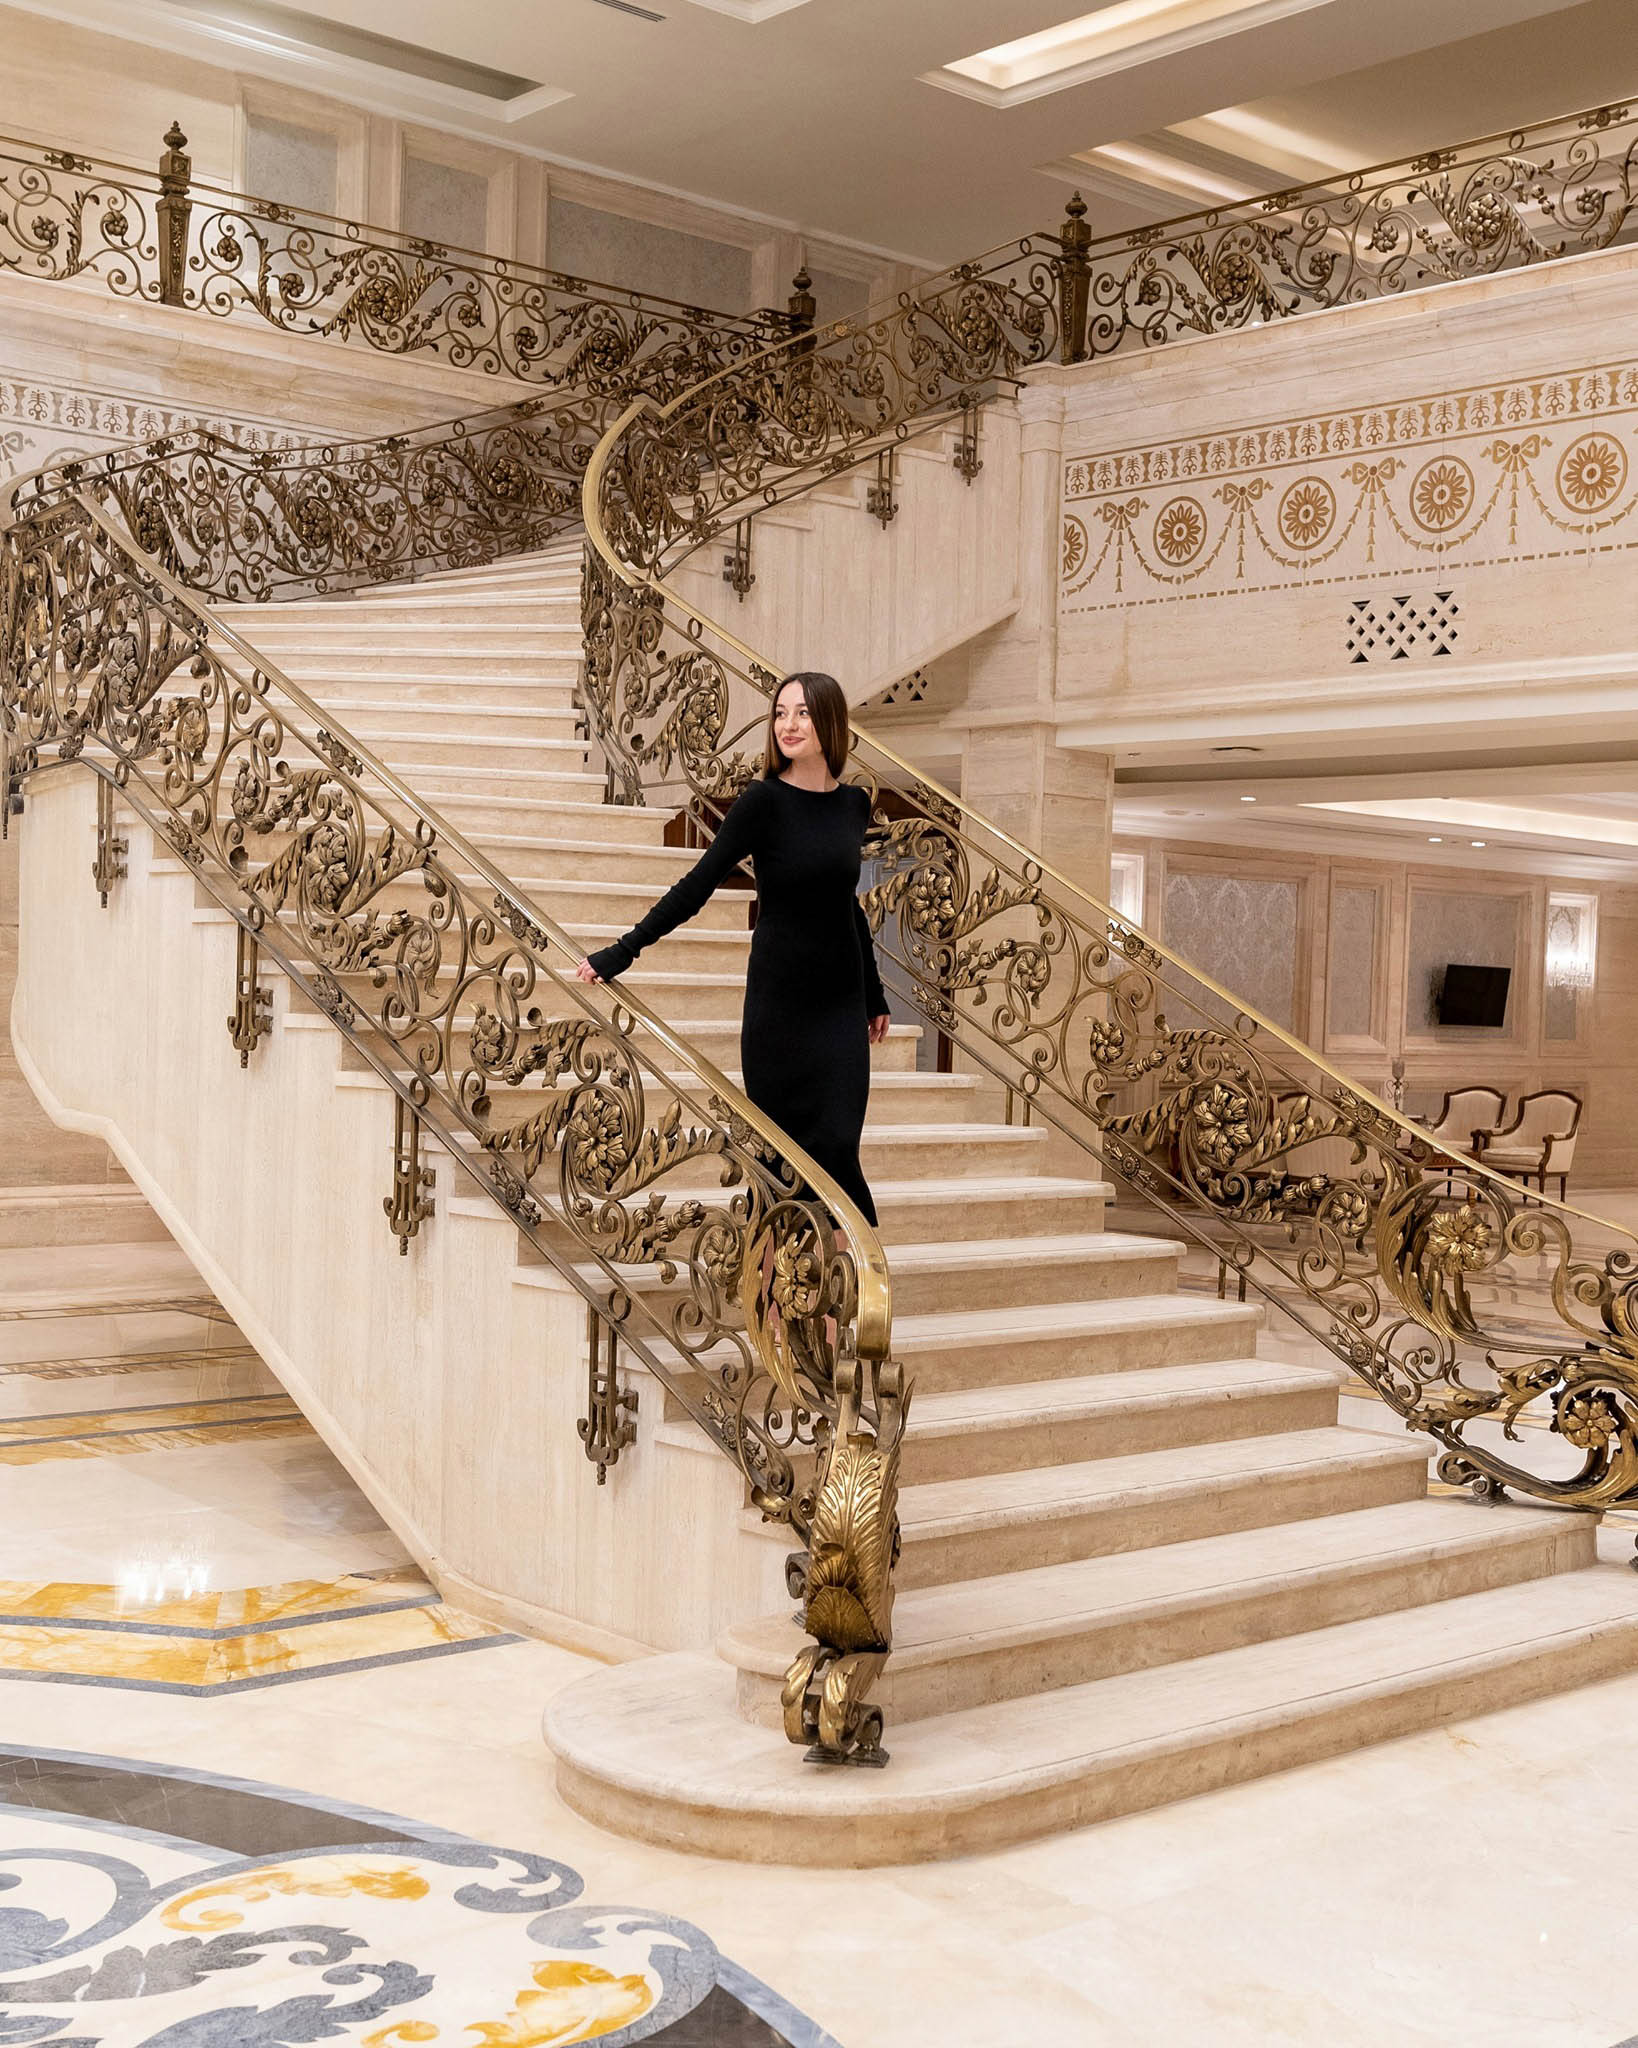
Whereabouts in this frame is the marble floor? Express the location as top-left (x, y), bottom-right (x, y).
top-left (5, 1263), bottom-right (1638, 2042)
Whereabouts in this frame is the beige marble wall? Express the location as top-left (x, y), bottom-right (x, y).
top-left (1048, 243), bottom-right (1638, 765)
top-left (1121, 831), bottom-right (1638, 1186)
top-left (11, 775), bottom-right (789, 1649)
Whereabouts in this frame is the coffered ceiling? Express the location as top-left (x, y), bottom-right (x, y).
top-left (25, 0), bottom-right (1635, 261)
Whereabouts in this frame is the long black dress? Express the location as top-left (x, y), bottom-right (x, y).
top-left (584, 775), bottom-right (889, 1225)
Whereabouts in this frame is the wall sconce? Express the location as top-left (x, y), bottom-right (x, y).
top-left (1545, 894), bottom-right (1597, 991)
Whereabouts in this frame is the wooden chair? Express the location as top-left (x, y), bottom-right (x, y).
top-left (1423, 1086), bottom-right (1506, 1160)
top-left (1478, 1090), bottom-right (1583, 1200)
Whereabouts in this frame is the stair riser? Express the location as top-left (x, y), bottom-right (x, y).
top-left (413, 800), bottom-right (671, 845)
top-left (357, 737), bottom-right (591, 770)
top-left (879, 1249), bottom-right (1181, 1313)
top-left (346, 710), bottom-right (584, 740)
top-left (310, 686), bottom-right (581, 716)
top-left (383, 766), bottom-right (603, 801)
top-left (477, 886), bottom-right (750, 934)
top-left (899, 1381), bottom-right (1340, 1488)
top-left (741, 1515), bottom-right (1598, 1728)
top-left (898, 1453), bottom-right (1427, 1590)
top-left (903, 1308), bottom-right (1256, 1391)
top-left (456, 843), bottom-right (715, 884)
top-left (869, 1189), bottom-right (1107, 1242)
top-left (0, 1201), bottom-right (171, 1249)
top-left (266, 653), bottom-right (581, 681)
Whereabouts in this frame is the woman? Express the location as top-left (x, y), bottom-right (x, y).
top-left (576, 672), bottom-right (891, 1226)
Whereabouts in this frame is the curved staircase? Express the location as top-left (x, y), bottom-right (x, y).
top-left (215, 549), bottom-right (1638, 1864)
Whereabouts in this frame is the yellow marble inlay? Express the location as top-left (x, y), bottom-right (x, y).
top-left (0, 1566), bottom-right (429, 1628)
top-left (165, 1861), bottom-right (433, 1932)
top-left (0, 1344), bottom-right (262, 1380)
top-left (0, 1397), bottom-right (307, 1464)
top-left (468, 1962), bottom-right (655, 2045)
top-left (0, 1600), bottom-right (503, 1687)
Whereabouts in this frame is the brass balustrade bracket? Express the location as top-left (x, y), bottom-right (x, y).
top-left (722, 516), bottom-right (755, 600)
top-left (581, 1301), bottom-right (638, 1483)
top-left (3, 742), bottom-right (37, 834)
top-left (953, 398), bottom-right (982, 484)
top-left (866, 446), bottom-right (898, 528)
top-left (385, 1090), bottom-right (436, 1254)
top-left (227, 922), bottom-right (273, 1067)
top-left (92, 778), bottom-right (127, 906)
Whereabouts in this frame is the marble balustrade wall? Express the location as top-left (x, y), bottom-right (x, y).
top-left (1117, 832), bottom-right (1638, 1186)
top-left (1049, 241), bottom-right (1638, 764)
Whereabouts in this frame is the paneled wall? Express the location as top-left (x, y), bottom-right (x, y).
top-left (0, 5), bottom-right (912, 318)
top-left (1120, 836), bottom-right (1638, 1187)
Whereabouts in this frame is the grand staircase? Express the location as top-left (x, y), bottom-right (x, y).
top-left (217, 548), bottom-right (1638, 1865)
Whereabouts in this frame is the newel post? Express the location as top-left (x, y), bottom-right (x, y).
top-left (157, 121), bottom-right (193, 307)
top-left (1057, 191), bottom-right (1091, 365)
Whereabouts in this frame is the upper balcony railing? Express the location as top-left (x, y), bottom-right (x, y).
top-left (0, 122), bottom-right (792, 389)
top-left (1053, 96), bottom-right (1636, 363)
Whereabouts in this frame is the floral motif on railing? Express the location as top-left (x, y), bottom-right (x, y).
top-left (0, 489), bottom-right (897, 1758)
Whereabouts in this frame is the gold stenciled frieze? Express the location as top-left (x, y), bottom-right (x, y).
top-left (1062, 360), bottom-right (1638, 607)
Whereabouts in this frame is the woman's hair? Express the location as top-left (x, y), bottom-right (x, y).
top-left (762, 671), bottom-right (850, 780)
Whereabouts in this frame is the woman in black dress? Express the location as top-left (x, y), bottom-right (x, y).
top-left (575, 672), bottom-right (890, 1226)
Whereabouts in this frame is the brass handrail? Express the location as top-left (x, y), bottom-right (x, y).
top-left (0, 124), bottom-right (791, 384)
top-left (1, 484), bottom-right (901, 1761)
top-left (576, 135), bottom-right (1638, 1529)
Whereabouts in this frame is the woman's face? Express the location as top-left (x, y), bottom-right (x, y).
top-left (774, 683), bottom-right (823, 767)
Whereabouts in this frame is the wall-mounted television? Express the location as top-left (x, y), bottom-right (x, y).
top-left (1438, 963), bottom-right (1511, 1028)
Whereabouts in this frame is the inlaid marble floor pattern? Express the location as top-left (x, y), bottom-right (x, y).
top-left (5, 1225), bottom-right (1638, 2041)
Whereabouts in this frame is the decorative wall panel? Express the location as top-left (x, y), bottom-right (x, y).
top-left (1407, 889), bottom-right (1523, 1033)
top-left (243, 115), bottom-right (338, 218)
top-left (547, 200), bottom-right (751, 313)
top-left (402, 155), bottom-right (489, 251)
top-left (1162, 871), bottom-right (1299, 1031)
top-left (1327, 885), bottom-right (1378, 1040)
top-left (1061, 360), bottom-right (1638, 614)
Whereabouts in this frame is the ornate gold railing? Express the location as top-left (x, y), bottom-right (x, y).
top-left (1063, 96), bottom-right (1636, 359)
top-left (578, 166), bottom-right (1638, 1539)
top-left (2, 397), bottom-right (587, 602)
top-left (0, 124), bottom-right (790, 387)
top-left (0, 488), bottom-right (905, 1762)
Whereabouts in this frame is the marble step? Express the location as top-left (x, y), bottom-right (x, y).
top-left (658, 1292), bottom-right (1256, 1438)
top-left (406, 792), bottom-right (671, 844)
top-left (270, 675), bottom-right (581, 708)
top-left (335, 704), bottom-right (585, 741)
top-left (567, 1232), bottom-right (1176, 1326)
top-left (724, 1497), bottom-right (1596, 1727)
top-left (379, 761), bottom-right (605, 801)
top-left (655, 1068), bottom-right (980, 1128)
top-left (241, 618), bottom-right (580, 647)
top-left (263, 649), bottom-right (581, 681)
top-left (504, 1169), bottom-right (1110, 1258)
top-left (0, 1184), bottom-right (171, 1249)
top-left (818, 1290), bottom-right (1259, 1392)
top-left (348, 729), bottom-right (590, 763)
top-left (894, 1355), bottom-right (1339, 1484)
top-left (450, 833), bottom-right (726, 883)
top-left (544, 1564), bottom-right (1638, 1863)
top-left (878, 1426), bottom-right (1431, 1588)
top-left (455, 874), bottom-right (750, 934)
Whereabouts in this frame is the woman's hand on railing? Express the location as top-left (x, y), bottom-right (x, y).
top-left (867, 1012), bottom-right (891, 1046)
top-left (575, 958), bottom-right (604, 984)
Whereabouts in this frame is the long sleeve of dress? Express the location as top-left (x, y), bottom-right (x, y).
top-left (854, 898), bottom-right (890, 1017)
top-left (585, 779), bottom-right (768, 981)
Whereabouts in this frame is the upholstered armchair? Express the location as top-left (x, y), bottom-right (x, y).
top-left (1479, 1090), bottom-right (1583, 1200)
top-left (1424, 1087), bottom-right (1506, 1159)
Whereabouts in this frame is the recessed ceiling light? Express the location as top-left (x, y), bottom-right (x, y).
top-left (925, 0), bottom-right (1327, 105)
top-left (1428, 836), bottom-right (1443, 843)
top-left (1240, 795), bottom-right (1257, 803)
top-left (1471, 840), bottom-right (1486, 847)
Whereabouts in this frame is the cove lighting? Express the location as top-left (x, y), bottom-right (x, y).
top-left (927, 0), bottom-right (1330, 105)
